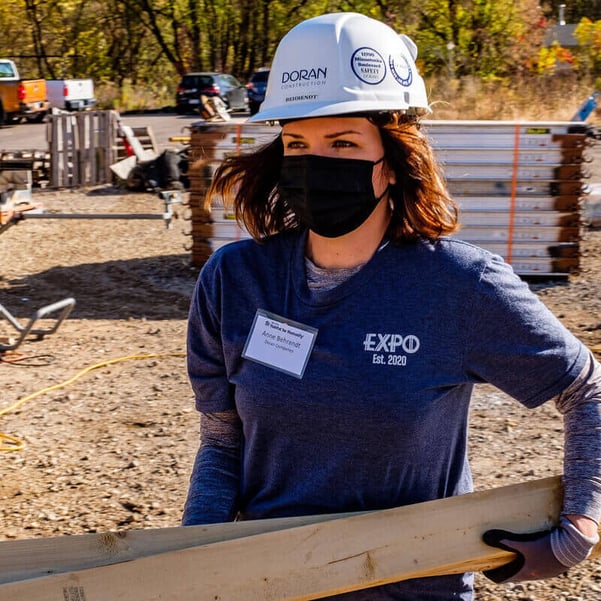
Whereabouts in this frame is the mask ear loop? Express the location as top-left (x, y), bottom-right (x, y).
top-left (376, 156), bottom-right (395, 212)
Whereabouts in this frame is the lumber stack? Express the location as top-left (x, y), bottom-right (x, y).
top-left (185, 123), bottom-right (278, 267)
top-left (0, 150), bottom-right (50, 188)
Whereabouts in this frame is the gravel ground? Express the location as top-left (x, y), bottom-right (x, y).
top-left (0, 151), bottom-right (600, 598)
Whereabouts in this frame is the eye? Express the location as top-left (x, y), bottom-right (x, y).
top-left (283, 139), bottom-right (307, 150)
top-left (331, 139), bottom-right (356, 148)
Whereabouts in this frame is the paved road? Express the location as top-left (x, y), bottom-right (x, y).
top-left (0, 110), bottom-right (249, 154)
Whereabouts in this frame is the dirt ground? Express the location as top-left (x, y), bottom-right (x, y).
top-left (1, 169), bottom-right (601, 598)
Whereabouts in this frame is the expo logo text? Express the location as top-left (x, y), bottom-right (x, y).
top-left (362, 332), bottom-right (420, 367)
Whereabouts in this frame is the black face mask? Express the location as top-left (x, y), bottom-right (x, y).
top-left (278, 154), bottom-right (389, 238)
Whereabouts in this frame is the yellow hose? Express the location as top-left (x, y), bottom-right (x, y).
top-left (0, 352), bottom-right (186, 452)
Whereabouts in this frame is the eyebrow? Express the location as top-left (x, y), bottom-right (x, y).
top-left (282, 129), bottom-right (363, 139)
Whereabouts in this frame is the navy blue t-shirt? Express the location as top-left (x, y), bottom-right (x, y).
top-left (186, 230), bottom-right (587, 600)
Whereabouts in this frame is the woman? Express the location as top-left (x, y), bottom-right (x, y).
top-left (182, 12), bottom-right (601, 600)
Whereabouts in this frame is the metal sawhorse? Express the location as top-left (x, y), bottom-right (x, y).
top-left (0, 297), bottom-right (76, 353)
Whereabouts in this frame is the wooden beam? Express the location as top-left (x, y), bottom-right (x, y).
top-left (0, 511), bottom-right (361, 584)
top-left (4, 476), bottom-right (593, 601)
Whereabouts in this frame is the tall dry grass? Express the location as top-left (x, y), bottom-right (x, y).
top-left (96, 72), bottom-right (601, 124)
top-left (95, 79), bottom-right (178, 113)
top-left (426, 73), bottom-right (600, 122)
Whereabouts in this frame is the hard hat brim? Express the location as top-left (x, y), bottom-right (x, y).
top-left (247, 99), bottom-right (430, 123)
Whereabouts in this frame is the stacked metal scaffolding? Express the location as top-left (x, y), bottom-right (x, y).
top-left (187, 120), bottom-right (594, 277)
top-left (429, 120), bottom-right (588, 276)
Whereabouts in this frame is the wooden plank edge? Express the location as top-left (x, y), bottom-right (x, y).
top-left (0, 476), bottom-right (581, 601)
top-left (0, 511), bottom-right (361, 585)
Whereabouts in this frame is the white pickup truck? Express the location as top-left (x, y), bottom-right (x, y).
top-left (46, 79), bottom-right (96, 111)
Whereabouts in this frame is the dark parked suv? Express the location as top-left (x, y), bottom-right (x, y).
top-left (175, 72), bottom-right (249, 114)
top-left (246, 68), bottom-right (270, 115)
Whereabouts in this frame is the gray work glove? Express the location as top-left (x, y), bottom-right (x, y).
top-left (482, 516), bottom-right (599, 583)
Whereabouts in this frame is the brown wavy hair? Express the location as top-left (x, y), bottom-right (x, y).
top-left (206, 112), bottom-right (459, 242)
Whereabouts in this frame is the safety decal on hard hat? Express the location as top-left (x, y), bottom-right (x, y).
top-left (351, 48), bottom-right (386, 85)
top-left (389, 53), bottom-right (413, 87)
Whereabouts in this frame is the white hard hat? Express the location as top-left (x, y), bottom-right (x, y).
top-left (248, 12), bottom-right (429, 123)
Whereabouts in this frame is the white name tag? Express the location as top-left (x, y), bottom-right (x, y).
top-left (242, 309), bottom-right (318, 379)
